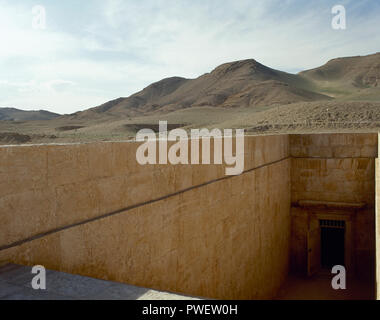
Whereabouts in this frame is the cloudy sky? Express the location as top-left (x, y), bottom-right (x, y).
top-left (0, 0), bottom-right (379, 114)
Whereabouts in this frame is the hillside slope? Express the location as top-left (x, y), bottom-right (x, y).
top-left (0, 107), bottom-right (60, 121)
top-left (2, 52), bottom-right (380, 144)
top-left (300, 52), bottom-right (380, 99)
top-left (70, 59), bottom-right (331, 119)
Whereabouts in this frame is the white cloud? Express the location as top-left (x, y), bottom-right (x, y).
top-left (45, 79), bottom-right (76, 92)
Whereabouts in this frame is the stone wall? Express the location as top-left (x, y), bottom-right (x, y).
top-left (290, 133), bottom-right (377, 279)
top-left (291, 134), bottom-right (377, 204)
top-left (376, 153), bottom-right (380, 299)
top-left (0, 135), bottom-right (291, 299)
top-left (1, 133), bottom-right (377, 298)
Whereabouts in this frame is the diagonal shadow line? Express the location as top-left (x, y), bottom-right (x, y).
top-left (0, 156), bottom-right (290, 252)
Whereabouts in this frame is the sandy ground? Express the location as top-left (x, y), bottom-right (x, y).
top-left (1, 101), bottom-right (380, 145)
top-left (275, 273), bottom-right (374, 300)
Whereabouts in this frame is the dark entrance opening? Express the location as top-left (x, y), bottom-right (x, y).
top-left (320, 220), bottom-right (345, 269)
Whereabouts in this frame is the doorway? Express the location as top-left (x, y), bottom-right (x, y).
top-left (319, 219), bottom-right (345, 269)
top-left (308, 217), bottom-right (349, 276)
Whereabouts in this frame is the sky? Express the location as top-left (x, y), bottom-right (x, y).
top-left (0, 0), bottom-right (379, 114)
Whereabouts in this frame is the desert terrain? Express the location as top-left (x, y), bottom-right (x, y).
top-left (1, 52), bottom-right (380, 144)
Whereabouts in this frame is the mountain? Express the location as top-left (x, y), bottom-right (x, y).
top-left (5, 53), bottom-right (380, 123)
top-left (2, 52), bottom-right (380, 145)
top-left (299, 52), bottom-right (380, 99)
top-left (0, 107), bottom-right (60, 121)
top-left (71, 59), bottom-right (332, 119)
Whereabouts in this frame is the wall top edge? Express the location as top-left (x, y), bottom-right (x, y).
top-left (0, 134), bottom-right (290, 149)
top-left (289, 132), bottom-right (378, 137)
top-left (0, 132), bottom-right (378, 149)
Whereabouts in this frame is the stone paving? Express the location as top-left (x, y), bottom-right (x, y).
top-left (0, 263), bottom-right (199, 300)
